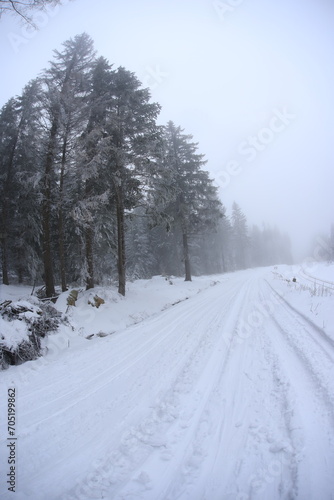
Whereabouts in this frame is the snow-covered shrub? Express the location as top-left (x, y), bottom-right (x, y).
top-left (0, 299), bottom-right (61, 370)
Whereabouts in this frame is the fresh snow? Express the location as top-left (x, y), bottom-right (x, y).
top-left (0, 265), bottom-right (334, 499)
top-left (0, 300), bottom-right (42, 351)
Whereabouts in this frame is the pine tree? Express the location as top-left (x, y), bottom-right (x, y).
top-left (0, 98), bottom-right (20, 284)
top-left (250, 224), bottom-right (264, 267)
top-left (193, 203), bottom-right (230, 275)
top-left (249, 223), bottom-right (293, 267)
top-left (125, 208), bottom-right (156, 280)
top-left (12, 80), bottom-right (44, 283)
top-left (82, 65), bottom-right (160, 295)
top-left (219, 212), bottom-right (234, 272)
top-left (231, 202), bottom-right (249, 269)
top-left (150, 122), bottom-right (223, 281)
top-left (40, 33), bottom-right (95, 296)
top-left (79, 56), bottom-right (115, 289)
top-left (0, 80), bottom-right (43, 285)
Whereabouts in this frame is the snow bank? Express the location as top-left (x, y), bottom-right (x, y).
top-left (0, 275), bottom-right (226, 371)
top-left (54, 274), bottom-right (226, 339)
top-left (270, 263), bottom-right (334, 340)
top-left (0, 291), bottom-right (62, 369)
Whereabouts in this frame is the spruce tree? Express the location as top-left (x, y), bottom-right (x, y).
top-left (0, 97), bottom-right (21, 285)
top-left (231, 202), bottom-right (249, 270)
top-left (150, 121), bottom-right (223, 281)
top-left (82, 65), bottom-right (160, 295)
top-left (0, 80), bottom-right (43, 284)
top-left (41, 33), bottom-right (95, 296)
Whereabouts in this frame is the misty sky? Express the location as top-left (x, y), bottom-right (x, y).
top-left (0, 0), bottom-right (333, 261)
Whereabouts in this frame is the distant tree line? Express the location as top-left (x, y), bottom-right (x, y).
top-left (0, 33), bottom-right (293, 297)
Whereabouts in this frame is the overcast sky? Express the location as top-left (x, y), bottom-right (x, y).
top-left (1, 0), bottom-right (333, 261)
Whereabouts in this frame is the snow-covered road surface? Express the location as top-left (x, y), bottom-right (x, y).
top-left (1, 267), bottom-right (334, 499)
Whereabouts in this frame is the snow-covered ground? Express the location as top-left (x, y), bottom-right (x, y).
top-left (0, 264), bottom-right (334, 499)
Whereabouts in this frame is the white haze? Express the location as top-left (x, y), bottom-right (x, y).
top-left (0, 0), bottom-right (333, 262)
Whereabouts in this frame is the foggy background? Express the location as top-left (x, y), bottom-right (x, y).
top-left (1, 0), bottom-right (333, 262)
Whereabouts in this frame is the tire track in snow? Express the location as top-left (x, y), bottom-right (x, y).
top-left (161, 301), bottom-right (259, 499)
top-left (60, 276), bottom-right (256, 500)
top-left (62, 271), bottom-right (334, 500)
top-left (11, 276), bottom-right (249, 499)
top-left (159, 274), bottom-right (334, 500)
top-left (199, 275), bottom-right (334, 500)
top-left (240, 328), bottom-right (303, 500)
top-left (13, 281), bottom-right (221, 398)
top-left (257, 281), bottom-right (334, 500)
top-left (263, 281), bottom-right (334, 419)
top-left (8, 268), bottom-right (333, 500)
top-left (16, 294), bottom-right (210, 401)
top-left (17, 282), bottom-right (242, 429)
top-left (182, 275), bottom-right (297, 500)
top-left (90, 277), bottom-right (258, 500)
top-left (265, 279), bottom-right (334, 357)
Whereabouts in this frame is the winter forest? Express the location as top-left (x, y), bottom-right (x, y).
top-left (0, 33), bottom-right (293, 298)
top-left (1, 2), bottom-right (334, 498)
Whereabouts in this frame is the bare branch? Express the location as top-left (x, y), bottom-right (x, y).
top-left (6, 0), bottom-right (33, 25)
top-left (0, 0), bottom-right (64, 27)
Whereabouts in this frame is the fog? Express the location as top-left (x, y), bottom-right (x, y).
top-left (1, 0), bottom-right (333, 262)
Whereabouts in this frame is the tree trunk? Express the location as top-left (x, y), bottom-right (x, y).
top-left (17, 265), bottom-right (23, 284)
top-left (58, 131), bottom-right (68, 292)
top-left (84, 176), bottom-right (95, 290)
top-left (221, 251), bottom-right (226, 273)
top-left (42, 191), bottom-right (55, 297)
top-left (58, 208), bottom-right (66, 292)
top-left (42, 116), bottom-right (57, 298)
top-left (182, 231), bottom-right (192, 281)
top-left (1, 129), bottom-right (20, 285)
top-left (42, 199), bottom-right (55, 297)
top-left (116, 187), bottom-right (126, 296)
top-left (1, 231), bottom-right (9, 285)
top-left (85, 224), bottom-right (94, 290)
top-left (1, 199), bottom-right (9, 285)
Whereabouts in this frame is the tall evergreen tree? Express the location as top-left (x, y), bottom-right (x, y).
top-left (76, 56), bottom-right (115, 290)
top-left (40, 33), bottom-right (95, 296)
top-left (83, 65), bottom-right (160, 295)
top-left (150, 121), bottom-right (223, 281)
top-left (231, 202), bottom-right (249, 269)
top-left (12, 80), bottom-right (45, 283)
top-left (0, 80), bottom-right (43, 284)
top-left (125, 207), bottom-right (156, 280)
top-left (250, 224), bottom-right (264, 268)
top-left (0, 98), bottom-right (20, 284)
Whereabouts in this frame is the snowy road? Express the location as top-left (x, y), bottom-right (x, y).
top-left (1, 267), bottom-right (334, 499)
